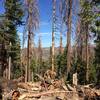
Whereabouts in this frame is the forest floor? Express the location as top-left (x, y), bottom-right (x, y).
top-left (0, 71), bottom-right (100, 100)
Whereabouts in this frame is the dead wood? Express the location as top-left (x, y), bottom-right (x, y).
top-left (1, 73), bottom-right (100, 100)
top-left (19, 90), bottom-right (77, 99)
top-left (17, 82), bottom-right (33, 90)
top-left (44, 70), bottom-right (56, 80)
top-left (67, 84), bottom-right (76, 91)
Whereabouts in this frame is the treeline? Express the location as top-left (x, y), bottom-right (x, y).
top-left (55, 0), bottom-right (100, 85)
top-left (0, 0), bottom-right (100, 85)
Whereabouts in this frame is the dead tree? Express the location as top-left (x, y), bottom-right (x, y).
top-left (59, 0), bottom-right (63, 54)
top-left (52, 0), bottom-right (56, 72)
top-left (85, 23), bottom-right (89, 83)
top-left (66, 0), bottom-right (72, 76)
top-left (24, 0), bottom-right (39, 82)
top-left (37, 33), bottom-right (42, 74)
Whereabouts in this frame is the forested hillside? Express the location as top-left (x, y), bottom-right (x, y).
top-left (0, 0), bottom-right (100, 100)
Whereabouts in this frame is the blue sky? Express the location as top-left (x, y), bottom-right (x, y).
top-left (0, 0), bottom-right (79, 47)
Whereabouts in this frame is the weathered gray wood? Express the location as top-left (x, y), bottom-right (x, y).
top-left (73, 73), bottom-right (78, 86)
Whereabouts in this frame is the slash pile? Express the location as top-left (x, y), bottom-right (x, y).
top-left (0, 70), bottom-right (100, 100)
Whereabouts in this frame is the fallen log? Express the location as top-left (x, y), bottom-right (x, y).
top-left (19, 90), bottom-right (77, 99)
top-left (67, 84), bottom-right (76, 91)
top-left (94, 89), bottom-right (100, 96)
top-left (18, 82), bottom-right (33, 90)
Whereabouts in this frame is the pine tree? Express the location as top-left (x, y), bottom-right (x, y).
top-left (79, 0), bottom-right (94, 83)
top-left (92, 0), bottom-right (100, 84)
top-left (0, 17), bottom-right (7, 77)
top-left (0, 0), bottom-right (23, 78)
top-left (12, 35), bottom-right (22, 78)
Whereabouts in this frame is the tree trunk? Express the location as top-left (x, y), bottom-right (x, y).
top-left (25, 64), bottom-right (27, 82)
top-left (38, 33), bottom-right (42, 74)
top-left (60, 32), bottom-right (63, 54)
top-left (66, 0), bottom-right (72, 76)
top-left (8, 42), bottom-right (12, 80)
top-left (52, 31), bottom-right (55, 72)
top-left (59, 0), bottom-right (63, 54)
top-left (86, 25), bottom-right (89, 83)
top-left (52, 0), bottom-right (56, 72)
top-left (8, 56), bottom-right (11, 80)
top-left (26, 31), bottom-right (31, 82)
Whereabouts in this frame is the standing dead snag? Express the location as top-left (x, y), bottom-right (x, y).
top-left (24, 0), bottom-right (39, 82)
top-left (73, 73), bottom-right (78, 86)
top-left (66, 0), bottom-right (72, 76)
top-left (37, 33), bottom-right (43, 74)
top-left (59, 0), bottom-right (63, 54)
top-left (85, 23), bottom-right (89, 83)
top-left (52, 0), bottom-right (56, 72)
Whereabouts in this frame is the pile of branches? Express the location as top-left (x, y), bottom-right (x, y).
top-left (0, 70), bottom-right (100, 100)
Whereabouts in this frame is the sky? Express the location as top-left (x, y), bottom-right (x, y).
top-left (0, 0), bottom-right (78, 48)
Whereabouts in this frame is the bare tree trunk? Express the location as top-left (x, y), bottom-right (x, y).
top-left (52, 0), bottom-right (56, 72)
top-left (26, 31), bottom-right (31, 82)
top-left (81, 38), bottom-right (84, 61)
top-left (8, 42), bottom-right (12, 80)
top-left (5, 67), bottom-right (8, 79)
top-left (25, 64), bottom-right (27, 82)
top-left (38, 33), bottom-right (42, 74)
top-left (24, 0), bottom-right (39, 81)
top-left (32, 71), bottom-right (33, 81)
top-left (79, 21), bottom-right (84, 62)
top-left (8, 56), bottom-right (11, 80)
top-left (29, 32), bottom-right (31, 82)
top-left (60, 32), bottom-right (63, 54)
top-left (59, 0), bottom-right (63, 54)
top-left (86, 25), bottom-right (89, 83)
top-left (52, 31), bottom-right (55, 72)
top-left (66, 0), bottom-right (72, 76)
top-left (26, 34), bottom-right (29, 82)
top-left (75, 21), bottom-right (80, 64)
